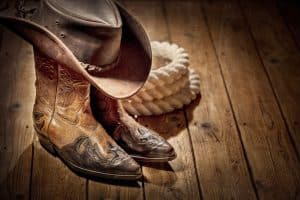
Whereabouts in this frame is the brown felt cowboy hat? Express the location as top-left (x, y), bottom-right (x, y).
top-left (0, 0), bottom-right (151, 98)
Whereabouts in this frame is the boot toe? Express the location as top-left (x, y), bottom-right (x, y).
top-left (149, 141), bottom-right (177, 161)
top-left (116, 157), bottom-right (142, 175)
top-left (153, 141), bottom-right (175, 156)
top-left (56, 136), bottom-right (142, 180)
top-left (120, 126), bottom-right (177, 162)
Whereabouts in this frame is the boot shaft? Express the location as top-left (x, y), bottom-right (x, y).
top-left (33, 51), bottom-right (58, 135)
top-left (30, 52), bottom-right (142, 178)
top-left (33, 50), bottom-right (93, 138)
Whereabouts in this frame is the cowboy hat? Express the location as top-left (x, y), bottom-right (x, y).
top-left (0, 0), bottom-right (151, 98)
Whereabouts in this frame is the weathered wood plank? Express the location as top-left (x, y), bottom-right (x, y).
top-left (138, 111), bottom-right (201, 200)
top-left (202, 0), bottom-right (300, 199)
top-left (163, 1), bottom-right (257, 199)
top-left (88, 180), bottom-right (142, 200)
top-left (123, 1), bottom-right (201, 200)
top-left (240, 0), bottom-right (300, 163)
top-left (31, 140), bottom-right (86, 200)
top-left (0, 28), bottom-right (35, 200)
top-left (277, 0), bottom-right (300, 49)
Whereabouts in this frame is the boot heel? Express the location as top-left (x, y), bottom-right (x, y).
top-left (35, 129), bottom-right (57, 156)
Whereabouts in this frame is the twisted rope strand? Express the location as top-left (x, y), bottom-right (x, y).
top-left (122, 69), bottom-right (200, 116)
top-left (121, 41), bottom-right (201, 116)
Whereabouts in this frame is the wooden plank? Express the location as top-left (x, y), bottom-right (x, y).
top-left (138, 111), bottom-right (201, 200)
top-left (240, 0), bottom-right (300, 164)
top-left (31, 140), bottom-right (86, 200)
top-left (0, 28), bottom-right (35, 199)
top-left (163, 1), bottom-right (257, 199)
top-left (202, 0), bottom-right (300, 199)
top-left (88, 180), bottom-right (142, 200)
top-left (277, 0), bottom-right (300, 48)
top-left (123, 1), bottom-right (201, 199)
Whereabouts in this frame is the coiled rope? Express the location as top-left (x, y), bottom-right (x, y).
top-left (121, 41), bottom-right (200, 116)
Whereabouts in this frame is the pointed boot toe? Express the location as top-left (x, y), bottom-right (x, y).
top-left (91, 90), bottom-right (177, 162)
top-left (116, 157), bottom-right (142, 176)
top-left (148, 140), bottom-right (177, 161)
top-left (45, 135), bottom-right (142, 180)
top-left (122, 126), bottom-right (177, 162)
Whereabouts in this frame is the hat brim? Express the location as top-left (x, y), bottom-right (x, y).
top-left (91, 2), bottom-right (152, 98)
top-left (0, 2), bottom-right (151, 99)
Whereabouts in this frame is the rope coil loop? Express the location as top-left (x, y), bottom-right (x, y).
top-left (121, 41), bottom-right (200, 116)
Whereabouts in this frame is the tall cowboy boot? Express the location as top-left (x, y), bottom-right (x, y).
top-left (1, 0), bottom-right (152, 178)
top-left (33, 50), bottom-right (141, 180)
top-left (91, 88), bottom-right (176, 162)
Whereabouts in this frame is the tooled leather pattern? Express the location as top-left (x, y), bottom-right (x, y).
top-left (131, 127), bottom-right (162, 147)
top-left (59, 135), bottom-right (131, 170)
top-left (55, 69), bottom-right (135, 169)
top-left (116, 123), bottom-right (166, 153)
top-left (34, 52), bottom-right (57, 104)
top-left (33, 111), bottom-right (45, 131)
top-left (33, 52), bottom-right (136, 172)
top-left (92, 90), bottom-right (120, 128)
top-left (33, 51), bottom-right (58, 134)
top-left (56, 66), bottom-right (96, 128)
top-left (92, 89), bottom-right (167, 153)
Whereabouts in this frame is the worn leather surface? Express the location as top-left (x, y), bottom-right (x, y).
top-left (91, 88), bottom-right (176, 160)
top-left (33, 51), bottom-right (141, 176)
top-left (33, 50), bottom-right (58, 137)
top-left (34, 0), bottom-right (122, 67)
top-left (1, 0), bottom-right (151, 98)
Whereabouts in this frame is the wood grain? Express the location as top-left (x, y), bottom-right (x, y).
top-left (31, 139), bottom-right (86, 200)
top-left (202, 0), bottom-right (300, 199)
top-left (277, 0), bottom-right (300, 49)
top-left (163, 1), bottom-right (257, 199)
top-left (138, 110), bottom-right (201, 200)
top-left (0, 28), bottom-right (35, 200)
top-left (240, 0), bottom-right (300, 157)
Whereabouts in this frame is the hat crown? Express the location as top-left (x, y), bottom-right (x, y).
top-left (34, 0), bottom-right (123, 66)
top-left (45, 0), bottom-right (121, 27)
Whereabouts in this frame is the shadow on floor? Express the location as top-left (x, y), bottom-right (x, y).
top-left (136, 94), bottom-right (201, 140)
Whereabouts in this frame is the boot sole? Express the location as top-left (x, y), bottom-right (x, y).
top-left (130, 152), bottom-right (177, 163)
top-left (35, 129), bottom-right (142, 180)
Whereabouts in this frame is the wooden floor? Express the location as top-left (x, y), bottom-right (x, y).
top-left (1, 0), bottom-right (300, 199)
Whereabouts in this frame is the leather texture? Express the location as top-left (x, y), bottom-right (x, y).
top-left (35, 0), bottom-right (122, 67)
top-left (0, 0), bottom-right (170, 178)
top-left (33, 50), bottom-right (141, 179)
top-left (91, 88), bottom-right (176, 162)
top-left (0, 0), bottom-right (151, 98)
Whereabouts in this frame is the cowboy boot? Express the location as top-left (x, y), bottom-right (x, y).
top-left (91, 88), bottom-right (177, 162)
top-left (0, 0), bottom-right (152, 179)
top-left (33, 50), bottom-right (141, 180)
